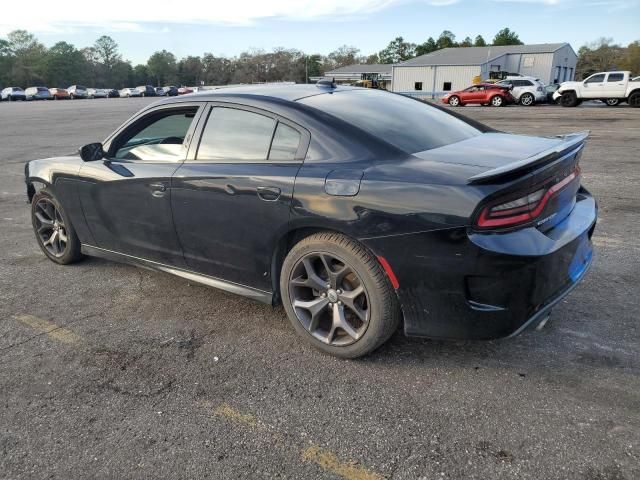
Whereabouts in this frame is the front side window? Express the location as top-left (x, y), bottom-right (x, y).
top-left (197, 108), bottom-right (276, 162)
top-left (111, 107), bottom-right (198, 161)
top-left (607, 73), bottom-right (624, 82)
top-left (585, 74), bottom-right (605, 84)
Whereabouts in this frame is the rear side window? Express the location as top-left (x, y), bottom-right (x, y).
top-left (607, 73), bottom-right (624, 82)
top-left (197, 107), bottom-right (276, 161)
top-left (269, 123), bottom-right (301, 161)
top-left (300, 89), bottom-right (481, 153)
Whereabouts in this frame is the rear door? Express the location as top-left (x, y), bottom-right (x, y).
top-left (171, 103), bottom-right (309, 290)
top-left (604, 72), bottom-right (626, 98)
top-left (78, 102), bottom-right (204, 266)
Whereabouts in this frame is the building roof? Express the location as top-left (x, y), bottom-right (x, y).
top-left (398, 43), bottom-right (571, 67)
top-left (324, 64), bottom-right (393, 75)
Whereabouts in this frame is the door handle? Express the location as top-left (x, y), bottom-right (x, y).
top-left (256, 186), bottom-right (281, 202)
top-left (149, 182), bottom-right (167, 197)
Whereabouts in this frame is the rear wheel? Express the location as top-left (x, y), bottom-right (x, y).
top-left (280, 232), bottom-right (400, 358)
top-left (520, 92), bottom-right (535, 106)
top-left (604, 98), bottom-right (620, 106)
top-left (628, 92), bottom-right (640, 108)
top-left (31, 189), bottom-right (84, 265)
top-left (559, 91), bottom-right (578, 107)
top-left (448, 95), bottom-right (460, 107)
top-left (490, 95), bottom-right (504, 107)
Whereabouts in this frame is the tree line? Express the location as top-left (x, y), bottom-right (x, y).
top-left (0, 29), bottom-right (637, 89)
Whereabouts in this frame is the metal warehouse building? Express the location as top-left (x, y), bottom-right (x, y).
top-left (392, 43), bottom-right (577, 98)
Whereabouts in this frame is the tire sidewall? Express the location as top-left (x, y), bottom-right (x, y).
top-left (280, 234), bottom-right (398, 358)
top-left (31, 189), bottom-right (82, 265)
top-left (520, 93), bottom-right (534, 106)
top-left (449, 96), bottom-right (460, 106)
top-left (491, 95), bottom-right (503, 107)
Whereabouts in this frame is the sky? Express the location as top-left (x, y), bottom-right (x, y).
top-left (1, 0), bottom-right (638, 64)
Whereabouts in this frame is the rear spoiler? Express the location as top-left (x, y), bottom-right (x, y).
top-left (467, 131), bottom-right (589, 184)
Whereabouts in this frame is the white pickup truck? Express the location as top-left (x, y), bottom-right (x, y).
top-left (553, 71), bottom-right (640, 107)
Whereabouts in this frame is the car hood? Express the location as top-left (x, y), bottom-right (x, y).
top-left (557, 81), bottom-right (581, 91)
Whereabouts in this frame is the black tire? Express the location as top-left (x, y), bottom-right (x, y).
top-left (559, 91), bottom-right (578, 107)
top-left (448, 95), bottom-right (461, 107)
top-left (280, 232), bottom-right (401, 358)
top-left (31, 188), bottom-right (84, 265)
top-left (604, 98), bottom-right (620, 106)
top-left (490, 95), bottom-right (504, 107)
top-left (628, 92), bottom-right (640, 108)
top-left (519, 92), bottom-right (535, 106)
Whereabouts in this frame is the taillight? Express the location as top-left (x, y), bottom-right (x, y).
top-left (476, 167), bottom-right (580, 229)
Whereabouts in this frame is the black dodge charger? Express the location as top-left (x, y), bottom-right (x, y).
top-left (25, 84), bottom-right (596, 358)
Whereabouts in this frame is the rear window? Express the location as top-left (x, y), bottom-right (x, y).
top-left (37, 87), bottom-right (48, 92)
top-left (299, 89), bottom-right (481, 153)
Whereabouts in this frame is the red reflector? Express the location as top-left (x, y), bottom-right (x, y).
top-left (377, 256), bottom-right (400, 289)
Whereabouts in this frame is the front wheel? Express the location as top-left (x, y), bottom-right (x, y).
top-left (448, 95), bottom-right (460, 107)
top-left (604, 98), bottom-right (620, 106)
top-left (519, 92), bottom-right (535, 106)
top-left (31, 189), bottom-right (84, 265)
top-left (490, 95), bottom-right (504, 107)
top-left (559, 91), bottom-right (578, 107)
top-left (280, 232), bottom-right (400, 358)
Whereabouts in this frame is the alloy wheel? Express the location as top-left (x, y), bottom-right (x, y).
top-left (449, 96), bottom-right (459, 106)
top-left (33, 198), bottom-right (68, 257)
top-left (491, 96), bottom-right (503, 107)
top-left (605, 98), bottom-right (619, 106)
top-left (520, 94), bottom-right (533, 106)
top-left (288, 252), bottom-right (370, 346)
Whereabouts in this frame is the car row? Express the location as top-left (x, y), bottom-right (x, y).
top-left (1, 84), bottom-right (187, 101)
top-left (442, 75), bottom-right (555, 107)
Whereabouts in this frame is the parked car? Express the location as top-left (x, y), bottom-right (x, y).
top-left (88, 88), bottom-right (108, 99)
top-left (67, 85), bottom-right (88, 99)
top-left (49, 88), bottom-right (70, 100)
top-left (1, 87), bottom-right (26, 101)
top-left (106, 88), bottom-right (120, 98)
top-left (24, 85), bottom-right (596, 358)
top-left (135, 85), bottom-right (157, 97)
top-left (496, 76), bottom-right (546, 106)
top-left (553, 71), bottom-right (640, 107)
top-left (442, 83), bottom-right (515, 107)
top-left (177, 87), bottom-right (193, 95)
top-left (119, 88), bottom-right (141, 98)
top-left (163, 85), bottom-right (179, 96)
top-left (25, 86), bottom-right (52, 101)
top-left (545, 84), bottom-right (560, 103)
top-left (155, 87), bottom-right (166, 96)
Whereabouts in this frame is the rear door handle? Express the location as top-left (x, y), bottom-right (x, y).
top-left (256, 186), bottom-right (281, 202)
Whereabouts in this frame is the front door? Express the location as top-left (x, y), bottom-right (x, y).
top-left (171, 104), bottom-right (308, 291)
top-left (78, 103), bottom-right (203, 266)
top-left (581, 73), bottom-right (606, 99)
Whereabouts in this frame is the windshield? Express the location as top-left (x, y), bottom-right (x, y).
top-left (299, 89), bottom-right (481, 153)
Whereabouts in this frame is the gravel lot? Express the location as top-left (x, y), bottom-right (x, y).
top-left (0, 98), bottom-right (638, 480)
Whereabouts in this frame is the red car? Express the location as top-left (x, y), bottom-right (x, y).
top-left (442, 83), bottom-right (514, 107)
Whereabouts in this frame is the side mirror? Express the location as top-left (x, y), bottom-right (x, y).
top-left (79, 143), bottom-right (104, 162)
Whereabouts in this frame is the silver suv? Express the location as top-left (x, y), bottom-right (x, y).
top-left (497, 76), bottom-right (546, 106)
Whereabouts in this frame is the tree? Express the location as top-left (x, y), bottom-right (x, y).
top-left (132, 64), bottom-right (150, 85)
top-left (44, 42), bottom-right (88, 87)
top-left (6, 30), bottom-right (47, 86)
top-left (415, 37), bottom-right (437, 56)
top-left (363, 53), bottom-right (380, 64)
top-left (575, 38), bottom-right (624, 79)
top-left (619, 40), bottom-right (640, 74)
top-left (378, 37), bottom-right (416, 64)
top-left (0, 39), bottom-right (12, 86)
top-left (147, 50), bottom-right (177, 86)
top-left (177, 56), bottom-right (203, 86)
top-left (460, 37), bottom-right (473, 48)
top-left (492, 28), bottom-right (523, 46)
top-left (436, 30), bottom-right (457, 49)
top-left (326, 45), bottom-right (360, 69)
top-left (93, 36), bottom-right (122, 85)
top-left (474, 35), bottom-right (487, 47)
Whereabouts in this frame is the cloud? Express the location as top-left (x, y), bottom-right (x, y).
top-left (0, 0), bottom-right (461, 35)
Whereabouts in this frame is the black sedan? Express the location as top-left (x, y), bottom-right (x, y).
top-left (24, 85), bottom-right (596, 358)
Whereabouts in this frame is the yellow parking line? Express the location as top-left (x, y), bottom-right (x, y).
top-left (14, 314), bottom-right (81, 345)
top-left (206, 402), bottom-right (384, 479)
top-left (302, 445), bottom-right (384, 480)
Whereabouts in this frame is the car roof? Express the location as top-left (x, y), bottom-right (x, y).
top-left (159, 84), bottom-right (360, 103)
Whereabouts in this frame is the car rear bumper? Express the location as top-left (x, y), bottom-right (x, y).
top-left (362, 188), bottom-right (597, 340)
